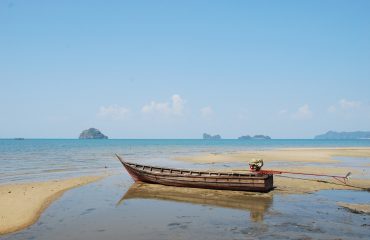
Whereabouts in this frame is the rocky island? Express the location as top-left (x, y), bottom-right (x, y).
top-left (314, 131), bottom-right (370, 140)
top-left (203, 133), bottom-right (222, 140)
top-left (238, 135), bottom-right (271, 140)
top-left (79, 128), bottom-right (108, 139)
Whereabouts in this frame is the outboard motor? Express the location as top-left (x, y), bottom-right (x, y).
top-left (249, 159), bottom-right (264, 171)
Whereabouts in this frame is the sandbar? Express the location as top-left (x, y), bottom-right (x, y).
top-left (175, 147), bottom-right (370, 164)
top-left (0, 175), bottom-right (105, 235)
top-left (174, 147), bottom-right (370, 194)
top-left (337, 202), bottom-right (370, 214)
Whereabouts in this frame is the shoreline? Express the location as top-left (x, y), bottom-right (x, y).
top-left (174, 147), bottom-right (370, 163)
top-left (0, 175), bottom-right (106, 235)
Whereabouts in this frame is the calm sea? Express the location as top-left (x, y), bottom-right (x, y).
top-left (1, 139), bottom-right (370, 183)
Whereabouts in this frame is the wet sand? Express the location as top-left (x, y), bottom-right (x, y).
top-left (231, 165), bottom-right (370, 194)
top-left (175, 147), bottom-right (370, 194)
top-left (273, 175), bottom-right (370, 194)
top-left (0, 175), bottom-right (106, 235)
top-left (337, 202), bottom-right (370, 214)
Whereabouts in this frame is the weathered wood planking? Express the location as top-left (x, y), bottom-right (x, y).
top-left (116, 154), bottom-right (273, 192)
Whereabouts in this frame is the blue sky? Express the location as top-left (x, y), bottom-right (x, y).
top-left (1, 0), bottom-right (369, 138)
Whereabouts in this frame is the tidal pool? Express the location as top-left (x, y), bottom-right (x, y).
top-left (1, 173), bottom-right (369, 240)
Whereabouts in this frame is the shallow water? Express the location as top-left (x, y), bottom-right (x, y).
top-left (1, 139), bottom-right (370, 239)
top-left (2, 173), bottom-right (369, 240)
top-left (1, 139), bottom-right (370, 183)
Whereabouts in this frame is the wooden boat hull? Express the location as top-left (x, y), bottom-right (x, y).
top-left (116, 155), bottom-right (273, 192)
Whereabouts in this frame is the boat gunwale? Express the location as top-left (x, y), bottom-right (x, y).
top-left (123, 160), bottom-right (270, 179)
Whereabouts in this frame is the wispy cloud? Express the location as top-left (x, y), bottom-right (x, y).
top-left (172, 95), bottom-right (185, 116)
top-left (339, 99), bottom-right (361, 109)
top-left (141, 94), bottom-right (185, 116)
top-left (328, 98), bottom-right (362, 113)
top-left (200, 106), bottom-right (213, 118)
top-left (292, 104), bottom-right (313, 120)
top-left (98, 105), bottom-right (130, 120)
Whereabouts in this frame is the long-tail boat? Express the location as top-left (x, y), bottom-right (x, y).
top-left (115, 154), bottom-right (274, 192)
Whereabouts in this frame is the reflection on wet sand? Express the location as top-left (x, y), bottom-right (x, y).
top-left (118, 183), bottom-right (273, 222)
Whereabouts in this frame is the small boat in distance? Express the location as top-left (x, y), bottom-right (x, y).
top-left (115, 154), bottom-right (273, 192)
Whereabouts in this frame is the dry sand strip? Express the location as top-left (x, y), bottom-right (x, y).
top-left (273, 175), bottom-right (370, 194)
top-left (217, 166), bottom-right (370, 194)
top-left (0, 175), bottom-right (106, 235)
top-left (175, 147), bottom-right (370, 194)
top-left (175, 147), bottom-right (370, 164)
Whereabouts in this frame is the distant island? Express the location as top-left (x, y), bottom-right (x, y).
top-left (238, 135), bottom-right (271, 140)
top-left (79, 128), bottom-right (108, 139)
top-left (203, 133), bottom-right (221, 140)
top-left (314, 131), bottom-right (370, 140)
top-left (202, 133), bottom-right (271, 140)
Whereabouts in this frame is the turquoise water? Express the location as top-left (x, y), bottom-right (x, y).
top-left (1, 139), bottom-right (370, 183)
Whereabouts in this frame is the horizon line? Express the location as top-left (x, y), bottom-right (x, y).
top-left (2, 138), bottom-right (369, 140)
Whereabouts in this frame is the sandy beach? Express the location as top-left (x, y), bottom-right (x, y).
top-left (174, 147), bottom-right (370, 194)
top-left (175, 147), bottom-right (370, 164)
top-left (0, 175), bottom-right (106, 235)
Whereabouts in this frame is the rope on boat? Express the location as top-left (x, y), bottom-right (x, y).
top-left (232, 159), bottom-right (354, 185)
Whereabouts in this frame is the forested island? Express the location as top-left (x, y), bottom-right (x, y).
top-left (314, 131), bottom-right (370, 140)
top-left (79, 128), bottom-right (108, 139)
top-left (238, 135), bottom-right (271, 140)
top-left (202, 133), bottom-right (271, 140)
top-left (203, 133), bottom-right (222, 140)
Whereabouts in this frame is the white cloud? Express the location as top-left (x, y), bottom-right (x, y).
top-left (98, 105), bottom-right (130, 120)
top-left (328, 99), bottom-right (362, 114)
top-left (142, 101), bottom-right (170, 114)
top-left (172, 94), bottom-right (185, 116)
top-left (200, 106), bottom-right (213, 118)
top-left (339, 99), bottom-right (361, 110)
top-left (141, 94), bottom-right (185, 116)
top-left (292, 104), bottom-right (313, 120)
